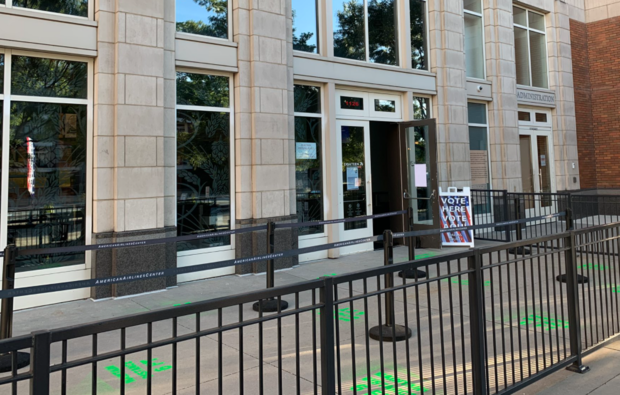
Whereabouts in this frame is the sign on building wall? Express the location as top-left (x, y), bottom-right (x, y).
top-left (439, 187), bottom-right (475, 248)
top-left (517, 88), bottom-right (556, 108)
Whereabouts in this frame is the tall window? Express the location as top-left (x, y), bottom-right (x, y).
top-left (176, 72), bottom-right (232, 252)
top-left (464, 0), bottom-right (485, 79)
top-left (177, 0), bottom-right (229, 39)
top-left (413, 96), bottom-right (430, 119)
top-left (1, 53), bottom-right (89, 271)
top-left (294, 85), bottom-right (324, 236)
top-left (410, 0), bottom-right (427, 70)
top-left (513, 6), bottom-right (548, 88)
top-left (292, 0), bottom-right (319, 53)
top-left (333, 0), bottom-right (398, 65)
top-left (468, 102), bottom-right (490, 192)
top-left (1, 0), bottom-right (88, 16)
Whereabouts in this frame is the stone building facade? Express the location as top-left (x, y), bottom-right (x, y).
top-left (0, 0), bottom-right (586, 308)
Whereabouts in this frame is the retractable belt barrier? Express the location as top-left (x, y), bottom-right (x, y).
top-left (0, 211), bottom-right (565, 300)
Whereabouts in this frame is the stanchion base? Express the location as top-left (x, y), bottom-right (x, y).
top-left (368, 324), bottom-right (412, 342)
top-left (566, 363), bottom-right (590, 374)
top-left (556, 274), bottom-right (589, 284)
top-left (0, 352), bottom-right (30, 373)
top-left (398, 268), bottom-right (427, 279)
top-left (508, 247), bottom-right (531, 255)
top-left (252, 299), bottom-right (289, 313)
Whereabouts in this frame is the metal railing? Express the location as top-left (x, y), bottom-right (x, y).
top-left (4, 219), bottom-right (620, 393)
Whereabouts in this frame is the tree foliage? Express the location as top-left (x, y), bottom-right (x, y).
top-left (367, 0), bottom-right (397, 65)
top-left (410, 0), bottom-right (427, 69)
top-left (177, 0), bottom-right (228, 39)
top-left (13, 0), bottom-right (88, 17)
top-left (292, 10), bottom-right (317, 53)
top-left (333, 0), bottom-right (366, 60)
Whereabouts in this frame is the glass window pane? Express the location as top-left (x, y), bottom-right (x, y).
top-left (0, 54), bottom-right (4, 93)
top-left (469, 126), bottom-right (490, 190)
top-left (295, 117), bottom-right (323, 235)
top-left (13, 0), bottom-right (88, 17)
top-left (514, 27), bottom-right (530, 86)
top-left (464, 0), bottom-right (482, 14)
top-left (341, 126), bottom-right (367, 230)
top-left (528, 11), bottom-right (545, 31)
top-left (176, 0), bottom-right (228, 39)
top-left (467, 102), bottom-right (487, 124)
top-left (410, 0), bottom-right (427, 70)
top-left (464, 13), bottom-right (485, 79)
top-left (530, 31), bottom-right (548, 88)
top-left (374, 99), bottom-right (396, 112)
top-left (368, 0), bottom-right (397, 65)
top-left (333, 0), bottom-right (366, 61)
top-left (413, 96), bottom-right (430, 119)
top-left (513, 6), bottom-right (527, 26)
top-left (294, 85), bottom-right (321, 114)
top-left (292, 0), bottom-right (318, 53)
top-left (518, 111), bottom-right (531, 121)
top-left (535, 113), bottom-right (548, 123)
top-left (177, 110), bottom-right (231, 251)
top-left (176, 72), bottom-right (229, 108)
top-left (9, 102), bottom-right (87, 271)
top-left (11, 56), bottom-right (88, 99)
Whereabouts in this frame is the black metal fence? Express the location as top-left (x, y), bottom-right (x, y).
top-left (3, 220), bottom-right (620, 394)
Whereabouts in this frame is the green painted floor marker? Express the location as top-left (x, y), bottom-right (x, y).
top-left (351, 371), bottom-right (430, 394)
top-left (105, 358), bottom-right (172, 384)
top-left (579, 263), bottom-right (608, 271)
top-left (441, 278), bottom-right (491, 287)
top-left (173, 302), bottom-right (192, 307)
top-left (519, 314), bottom-right (569, 331)
top-left (317, 307), bottom-right (365, 322)
top-left (318, 273), bottom-right (338, 279)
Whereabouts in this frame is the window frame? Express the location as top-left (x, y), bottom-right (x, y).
top-left (332, 0), bottom-right (402, 66)
top-left (463, 0), bottom-right (486, 80)
top-left (406, 0), bottom-right (430, 71)
top-left (294, 81), bottom-right (327, 240)
top-left (292, 0), bottom-right (322, 55)
top-left (175, 0), bottom-right (233, 42)
top-left (412, 94), bottom-right (432, 120)
top-left (175, 67), bottom-right (236, 257)
top-left (513, 5), bottom-right (549, 89)
top-left (467, 100), bottom-right (492, 190)
top-left (0, 49), bottom-right (94, 278)
top-left (0, 0), bottom-right (93, 20)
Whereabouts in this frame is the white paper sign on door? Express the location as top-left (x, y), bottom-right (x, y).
top-left (346, 167), bottom-right (359, 190)
top-left (414, 164), bottom-right (428, 187)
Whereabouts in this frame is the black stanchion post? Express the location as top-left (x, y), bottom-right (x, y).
top-left (557, 206), bottom-right (588, 284)
top-left (253, 222), bottom-right (289, 312)
top-left (0, 245), bottom-right (30, 373)
top-left (467, 249), bottom-right (488, 395)
top-left (399, 208), bottom-right (426, 279)
top-left (369, 230), bottom-right (412, 342)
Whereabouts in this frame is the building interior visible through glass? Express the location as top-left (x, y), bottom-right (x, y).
top-left (5, 56), bottom-right (88, 271)
top-left (176, 73), bottom-right (231, 251)
top-left (177, 0), bottom-right (229, 39)
top-left (341, 126), bottom-right (368, 230)
top-left (294, 85), bottom-right (324, 236)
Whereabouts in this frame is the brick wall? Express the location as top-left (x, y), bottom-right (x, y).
top-left (572, 16), bottom-right (620, 188)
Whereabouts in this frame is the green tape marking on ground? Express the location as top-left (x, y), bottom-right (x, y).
top-left (351, 371), bottom-right (430, 394)
top-left (173, 302), bottom-right (192, 307)
top-left (579, 263), bottom-right (608, 271)
top-left (395, 252), bottom-right (438, 264)
top-left (441, 278), bottom-right (491, 287)
top-left (519, 314), bottom-right (569, 331)
top-left (318, 273), bottom-right (338, 279)
top-left (105, 358), bottom-right (172, 384)
top-left (316, 307), bottom-right (365, 322)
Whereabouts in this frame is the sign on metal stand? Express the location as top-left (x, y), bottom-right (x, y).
top-left (439, 187), bottom-right (474, 248)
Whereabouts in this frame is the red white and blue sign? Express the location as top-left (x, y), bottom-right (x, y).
top-left (439, 187), bottom-right (475, 247)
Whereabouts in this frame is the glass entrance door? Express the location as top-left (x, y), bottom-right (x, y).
top-left (336, 120), bottom-right (373, 255)
top-left (520, 132), bottom-right (556, 218)
top-left (400, 119), bottom-right (441, 248)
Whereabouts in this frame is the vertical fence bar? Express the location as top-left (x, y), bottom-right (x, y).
top-left (468, 249), bottom-right (488, 395)
top-left (0, 245), bottom-right (17, 340)
top-left (30, 331), bottom-right (51, 395)
top-left (320, 277), bottom-right (336, 395)
top-left (503, 190), bottom-right (511, 242)
top-left (565, 231), bottom-right (590, 374)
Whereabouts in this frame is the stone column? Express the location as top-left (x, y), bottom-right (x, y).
top-left (428, 0), bottom-right (471, 190)
top-left (233, 0), bottom-right (298, 273)
top-left (92, 0), bottom-right (176, 299)
top-left (484, 0), bottom-right (521, 192)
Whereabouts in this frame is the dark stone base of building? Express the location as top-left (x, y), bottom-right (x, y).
top-left (235, 215), bottom-right (299, 275)
top-left (91, 227), bottom-right (177, 299)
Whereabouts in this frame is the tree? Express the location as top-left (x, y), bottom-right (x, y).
top-left (333, 0), bottom-right (366, 60)
top-left (292, 10), bottom-right (317, 53)
top-left (367, 0), bottom-right (397, 65)
top-left (13, 0), bottom-right (88, 17)
top-left (177, 0), bottom-right (228, 39)
top-left (410, 0), bottom-right (427, 69)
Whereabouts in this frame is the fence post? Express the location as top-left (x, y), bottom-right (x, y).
top-left (320, 277), bottom-right (336, 395)
top-left (503, 190), bottom-right (511, 242)
top-left (567, 194), bottom-right (574, 231)
top-left (564, 231), bottom-right (590, 374)
top-left (0, 245), bottom-right (30, 373)
top-left (509, 197), bottom-right (530, 255)
top-left (253, 222), bottom-right (289, 312)
top-left (30, 331), bottom-right (52, 395)
top-left (399, 207), bottom-right (427, 279)
top-left (369, 230), bottom-right (412, 342)
top-left (467, 249), bottom-right (488, 395)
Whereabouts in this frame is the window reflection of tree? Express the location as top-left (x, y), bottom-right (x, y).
top-left (177, 0), bottom-right (228, 39)
top-left (13, 0), bottom-right (88, 17)
top-left (333, 0), bottom-right (366, 60)
top-left (341, 127), bottom-right (367, 230)
top-left (410, 0), bottom-right (427, 70)
top-left (293, 9), bottom-right (317, 53)
top-left (368, 0), bottom-right (397, 65)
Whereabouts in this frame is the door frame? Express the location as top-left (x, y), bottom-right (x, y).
top-left (519, 126), bottom-right (557, 217)
top-left (335, 119), bottom-right (374, 255)
top-left (399, 119), bottom-right (441, 249)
